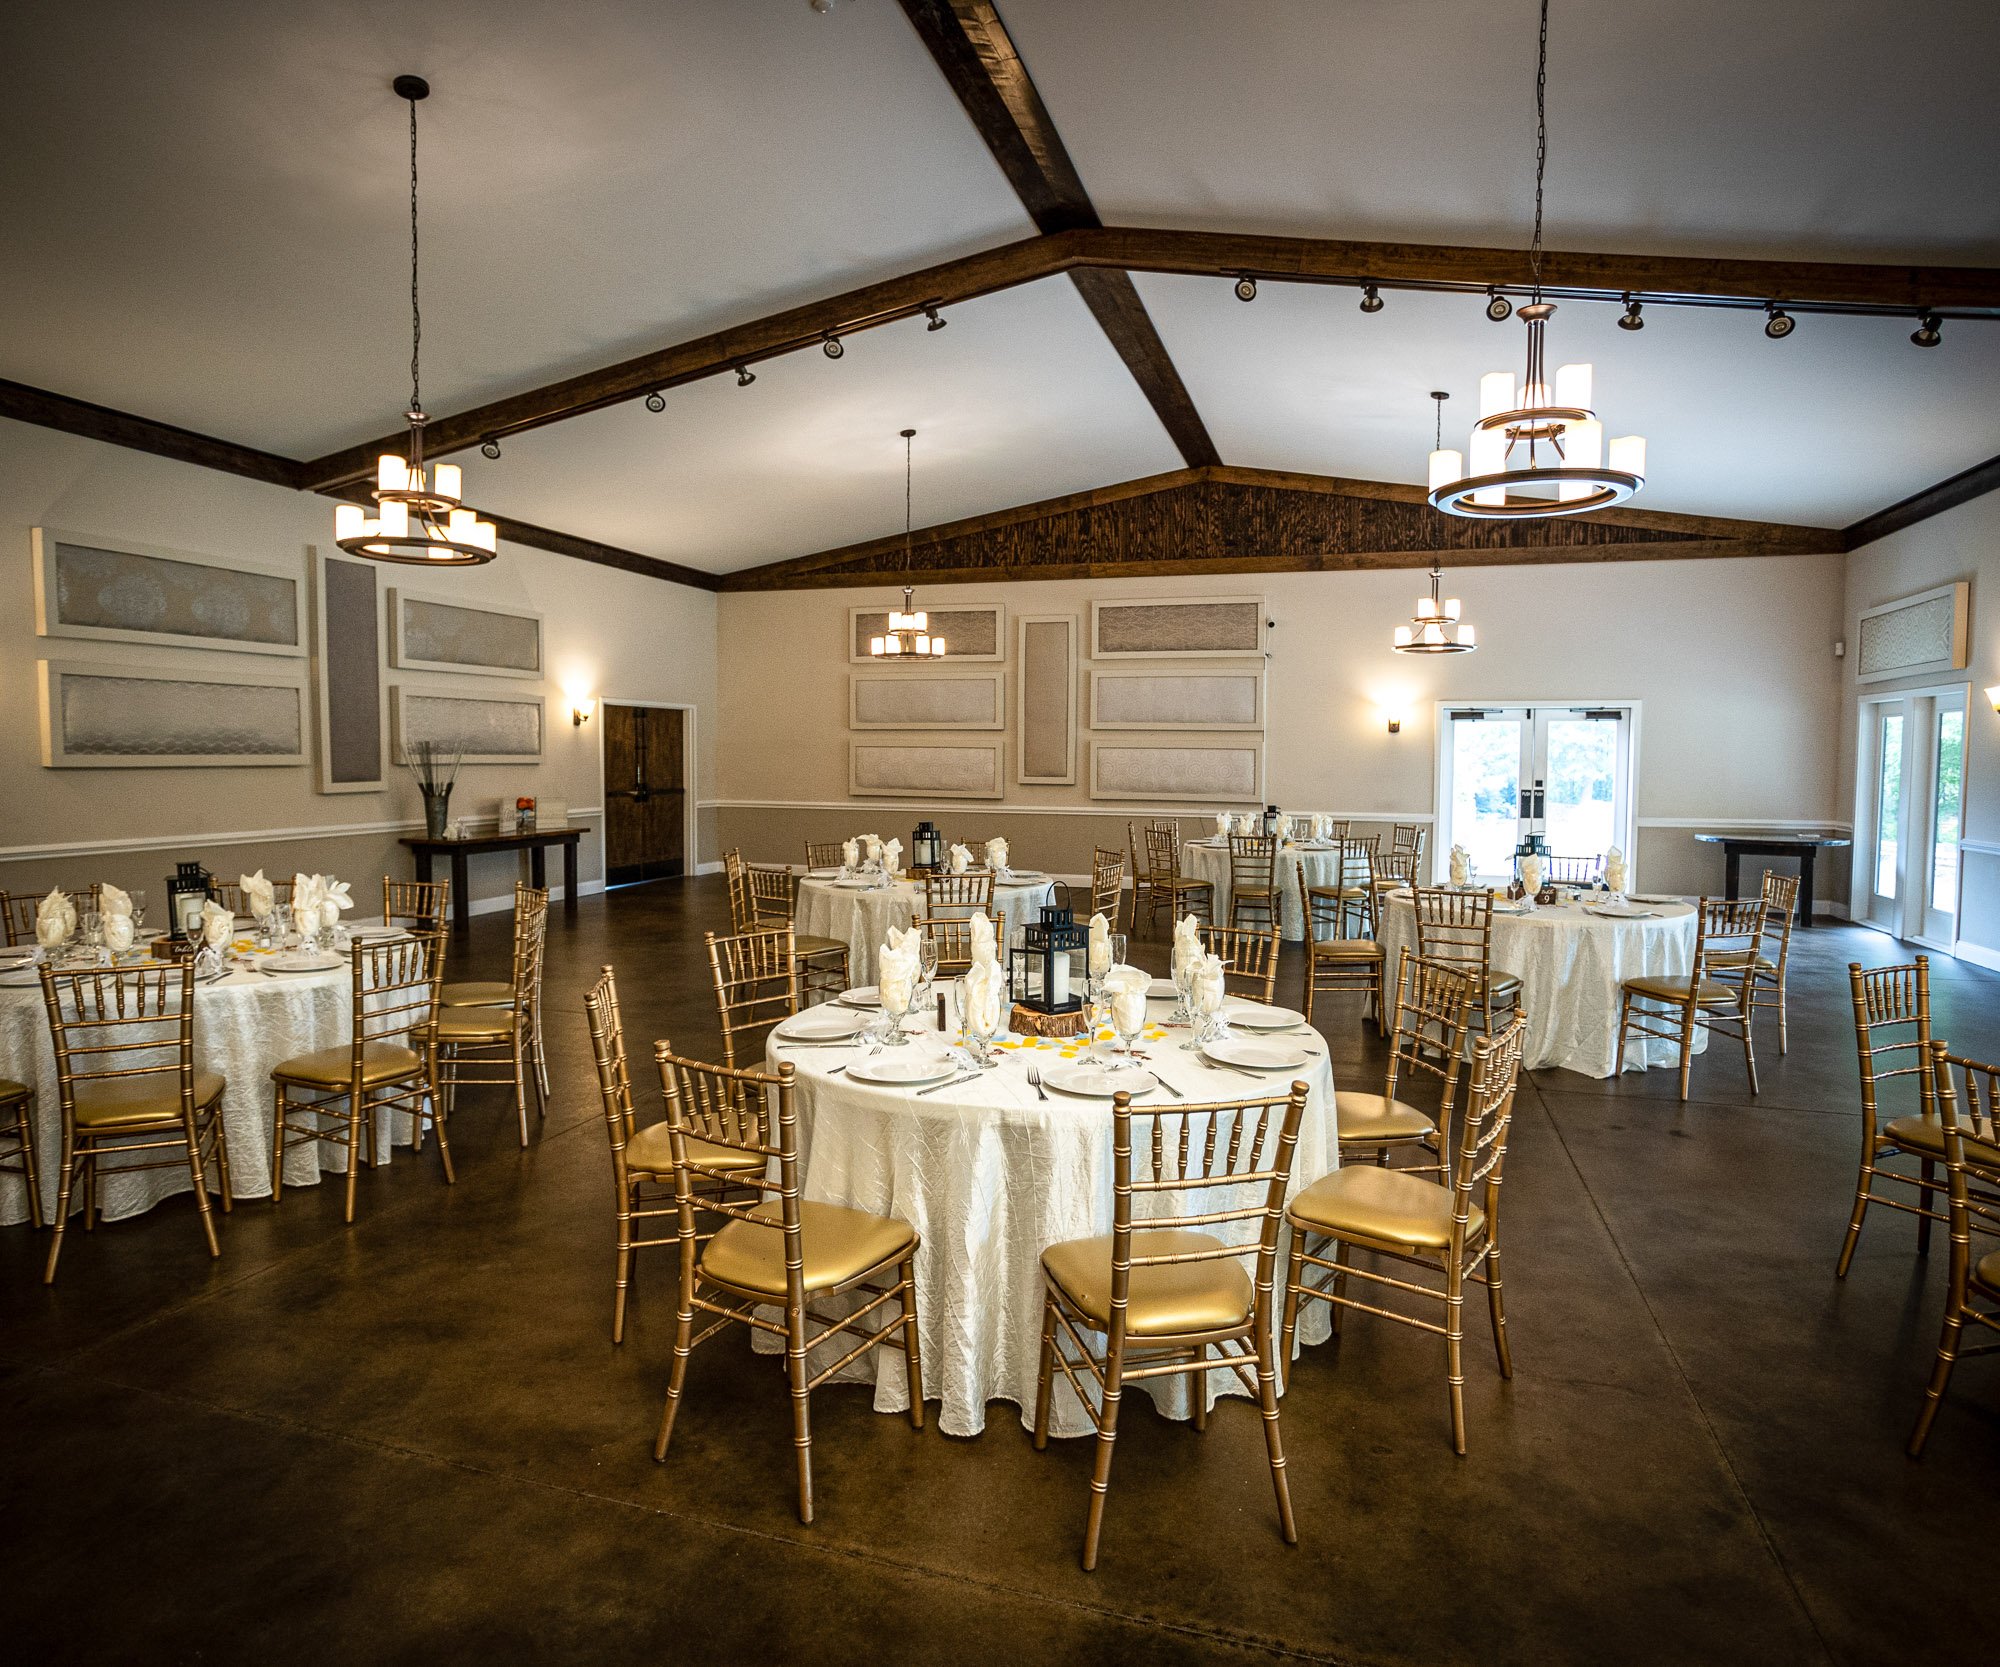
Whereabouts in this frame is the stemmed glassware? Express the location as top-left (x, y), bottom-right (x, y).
top-left (956, 976), bottom-right (1001, 1068)
top-left (874, 981), bottom-right (919, 1047)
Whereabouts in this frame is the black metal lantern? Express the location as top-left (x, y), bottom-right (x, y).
top-left (166, 861), bottom-right (214, 941)
top-left (911, 819), bottom-right (943, 872)
top-left (1011, 884), bottom-right (1088, 1015)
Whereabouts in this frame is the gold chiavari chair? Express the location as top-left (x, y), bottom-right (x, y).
top-left (0, 1078), bottom-right (39, 1229)
top-left (1227, 833), bottom-right (1280, 932)
top-left (1392, 823), bottom-right (1426, 863)
top-left (1411, 886), bottom-right (1522, 1039)
top-left (584, 967), bottom-right (765, 1345)
top-left (210, 877), bottom-right (293, 917)
top-left (2, 886), bottom-right (101, 947)
top-left (652, 1044), bottom-right (923, 1523)
top-left (39, 960), bottom-right (233, 1282)
top-left (1542, 856), bottom-right (1601, 887)
top-left (435, 889), bottom-right (549, 1148)
top-left (1199, 922), bottom-right (1281, 1004)
top-left (804, 840), bottom-right (846, 870)
top-left (1299, 864), bottom-right (1386, 1034)
top-left (270, 932), bottom-right (450, 1224)
top-left (912, 915), bottom-right (977, 978)
top-left (1090, 847), bottom-right (1125, 922)
top-left (1141, 825), bottom-right (1212, 935)
top-left (1907, 1042), bottom-right (2000, 1457)
top-left (1710, 871), bottom-right (1800, 1056)
top-left (1034, 1081), bottom-right (1309, 1570)
top-left (1370, 846), bottom-right (1420, 915)
top-left (441, 884), bottom-right (553, 1108)
top-left (383, 876), bottom-right (451, 932)
top-left (706, 926), bottom-right (799, 1069)
top-left (1337, 950), bottom-right (1476, 1173)
top-left (1283, 1018), bottom-right (1528, 1454)
top-left (1324, 837), bottom-right (1382, 940)
top-left (1835, 957), bottom-right (1942, 1277)
top-left (922, 871), bottom-right (995, 916)
top-left (1124, 822), bottom-right (1152, 934)
top-left (722, 849), bottom-right (756, 933)
top-left (746, 861), bottom-right (848, 1005)
top-left (1613, 897), bottom-right (1761, 1100)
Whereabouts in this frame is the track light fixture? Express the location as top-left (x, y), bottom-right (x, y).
top-left (1618, 293), bottom-right (1645, 331)
top-left (923, 303), bottom-right (946, 331)
top-left (1358, 283), bottom-right (1384, 314)
top-left (643, 390), bottom-right (666, 413)
top-left (822, 332), bottom-right (844, 359)
top-left (1911, 312), bottom-right (1943, 348)
top-left (1485, 287), bottom-right (1513, 322)
top-left (1234, 274), bottom-right (1258, 302)
top-left (1764, 303), bottom-right (1796, 339)
top-left (735, 363), bottom-right (756, 386)
top-left (480, 438), bottom-right (502, 460)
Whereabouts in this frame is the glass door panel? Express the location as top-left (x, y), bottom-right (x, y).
top-left (1448, 714), bottom-right (1526, 880)
top-left (1874, 711), bottom-right (1903, 904)
top-left (1925, 699), bottom-right (1965, 940)
top-left (1542, 714), bottom-right (1620, 860)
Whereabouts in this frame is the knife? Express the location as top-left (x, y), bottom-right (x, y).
top-left (915, 1070), bottom-right (984, 1096)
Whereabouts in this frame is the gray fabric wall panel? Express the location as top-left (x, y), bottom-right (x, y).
top-left (1090, 742), bottom-right (1262, 801)
top-left (1018, 616), bottom-right (1076, 783)
top-left (321, 556), bottom-right (382, 787)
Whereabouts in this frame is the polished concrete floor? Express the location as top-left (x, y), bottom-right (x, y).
top-left (2, 880), bottom-right (1993, 1665)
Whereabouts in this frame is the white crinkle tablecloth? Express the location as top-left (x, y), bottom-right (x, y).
top-left (762, 998), bottom-right (1337, 1438)
top-left (1376, 894), bottom-right (1702, 1078)
top-left (1181, 840), bottom-right (1344, 941)
top-left (794, 875), bottom-right (1057, 985)
top-left (0, 962), bottom-right (419, 1227)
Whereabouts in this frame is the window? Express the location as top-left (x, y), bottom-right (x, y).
top-left (1437, 705), bottom-right (1637, 882)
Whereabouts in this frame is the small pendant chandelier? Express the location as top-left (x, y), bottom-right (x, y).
top-left (334, 76), bottom-right (497, 566)
top-left (1395, 396), bottom-right (1476, 654)
top-left (869, 429), bottom-right (946, 658)
top-left (1426, 1), bottom-right (1647, 520)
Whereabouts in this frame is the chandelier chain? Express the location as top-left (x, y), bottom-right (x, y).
top-left (408, 93), bottom-right (422, 417)
top-left (903, 430), bottom-right (914, 557)
top-left (1529, 0), bottom-right (1549, 301)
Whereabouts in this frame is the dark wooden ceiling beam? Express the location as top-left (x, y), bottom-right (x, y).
top-left (1843, 451), bottom-right (2000, 550)
top-left (894, 1), bottom-right (1220, 468)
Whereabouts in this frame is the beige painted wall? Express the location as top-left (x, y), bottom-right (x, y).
top-left (716, 556), bottom-right (1849, 899)
top-left (0, 419), bottom-right (719, 910)
top-left (1841, 487), bottom-right (2000, 953)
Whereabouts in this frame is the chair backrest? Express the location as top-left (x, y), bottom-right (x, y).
top-left (584, 965), bottom-right (640, 1196)
top-left (1692, 897), bottom-right (1766, 981)
top-left (746, 863), bottom-right (797, 929)
top-left (1383, 949), bottom-right (1477, 1113)
top-left (1849, 958), bottom-right (1934, 1131)
top-left (1090, 848), bottom-right (1125, 920)
top-left (1228, 834), bottom-right (1277, 896)
top-left (509, 885), bottom-right (551, 1003)
top-left (1392, 824), bottom-right (1426, 859)
top-left (1104, 1083), bottom-right (1310, 1345)
top-left (1445, 1018), bottom-right (1528, 1254)
top-left (40, 960), bottom-right (199, 1119)
top-left (923, 871), bottom-right (994, 916)
top-left (914, 915), bottom-right (978, 977)
top-left (3, 886), bottom-right (102, 947)
top-left (1931, 1044), bottom-right (2000, 1247)
top-left (383, 877), bottom-right (451, 931)
top-left (1758, 870), bottom-right (1801, 965)
top-left (1338, 839), bottom-right (1376, 896)
top-left (706, 926), bottom-right (798, 1068)
top-left (1543, 856), bottom-right (1600, 886)
top-left (1143, 825), bottom-right (1185, 885)
top-left (346, 932), bottom-right (445, 1079)
top-left (1412, 886), bottom-right (1497, 980)
top-left (804, 840), bottom-right (845, 870)
top-left (1373, 849), bottom-right (1419, 889)
top-left (1198, 923), bottom-right (1280, 1003)
top-left (655, 1043), bottom-right (796, 1279)
top-left (722, 850), bottom-right (756, 933)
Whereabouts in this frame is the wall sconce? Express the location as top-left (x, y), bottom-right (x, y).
top-left (1986, 685), bottom-right (2000, 714)
top-left (1385, 711), bottom-right (1404, 735)
top-left (570, 695), bottom-right (596, 728)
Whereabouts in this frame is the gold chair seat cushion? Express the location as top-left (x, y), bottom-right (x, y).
top-left (440, 980), bottom-right (516, 1008)
top-left (1311, 938), bottom-right (1385, 962)
top-left (1883, 1114), bottom-right (2000, 1168)
top-left (73, 1069), bottom-right (225, 1129)
top-left (625, 1121), bottom-right (769, 1179)
top-left (437, 1005), bottom-right (521, 1043)
top-left (0, 1077), bottom-right (28, 1105)
top-left (1041, 1229), bottom-right (1254, 1337)
top-left (1470, 971), bottom-right (1522, 1001)
top-left (702, 1199), bottom-right (917, 1298)
top-left (1335, 1091), bottom-right (1436, 1144)
top-left (794, 934), bottom-right (848, 960)
top-left (273, 1042), bottom-right (423, 1088)
top-left (1623, 973), bottom-right (1737, 1005)
top-left (1289, 1165), bottom-right (1481, 1252)
top-left (1976, 1250), bottom-right (2000, 1298)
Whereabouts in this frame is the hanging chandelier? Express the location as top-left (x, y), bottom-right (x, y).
top-left (1426, 1), bottom-right (1647, 520)
top-left (869, 429), bottom-right (946, 658)
top-left (334, 76), bottom-right (497, 566)
top-left (1396, 396), bottom-right (1477, 654)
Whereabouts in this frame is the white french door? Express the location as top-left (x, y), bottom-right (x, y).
top-left (1858, 687), bottom-right (1965, 948)
top-left (1437, 704), bottom-right (1637, 883)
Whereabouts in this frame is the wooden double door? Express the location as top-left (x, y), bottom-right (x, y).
top-left (603, 703), bottom-right (686, 887)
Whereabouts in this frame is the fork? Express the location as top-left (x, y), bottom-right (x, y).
top-left (1027, 1064), bottom-right (1048, 1101)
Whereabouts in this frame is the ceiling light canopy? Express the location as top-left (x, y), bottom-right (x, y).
top-left (335, 76), bottom-right (497, 566)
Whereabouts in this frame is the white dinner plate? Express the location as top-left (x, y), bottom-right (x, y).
top-left (1222, 1002), bottom-right (1308, 1031)
top-left (1204, 1037), bottom-right (1315, 1072)
top-left (996, 870), bottom-right (1048, 883)
top-left (1042, 1063), bottom-right (1158, 1098)
top-left (1631, 895), bottom-right (1682, 905)
top-left (845, 1054), bottom-right (960, 1088)
top-left (1145, 979), bottom-right (1181, 1002)
top-left (775, 1008), bottom-right (869, 1040)
top-left (347, 926), bottom-right (409, 942)
top-left (1491, 901), bottom-right (1530, 915)
top-left (807, 868), bottom-right (842, 878)
top-left (837, 986), bottom-right (883, 1008)
top-left (1584, 904), bottom-right (1658, 919)
top-left (261, 951), bottom-right (345, 973)
top-left (832, 877), bottom-right (880, 889)
top-left (0, 966), bottom-right (42, 987)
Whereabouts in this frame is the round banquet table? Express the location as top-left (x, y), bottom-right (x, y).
top-left (1181, 839), bottom-right (1344, 941)
top-left (0, 959), bottom-right (420, 1228)
top-left (763, 995), bottom-right (1338, 1438)
top-left (793, 873), bottom-right (1058, 985)
top-left (1376, 892), bottom-right (1702, 1078)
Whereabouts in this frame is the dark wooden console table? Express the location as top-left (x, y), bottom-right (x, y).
top-left (400, 826), bottom-right (589, 936)
top-left (1693, 833), bottom-right (1851, 928)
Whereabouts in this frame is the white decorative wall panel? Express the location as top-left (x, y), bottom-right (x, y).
top-left (33, 528), bottom-right (303, 657)
top-left (1089, 670), bottom-right (1264, 731)
top-left (1017, 614), bottom-right (1078, 784)
top-left (390, 588), bottom-right (544, 677)
top-left (391, 686), bottom-right (544, 764)
top-left (848, 602), bottom-right (1005, 662)
top-left (848, 672), bottom-right (1005, 730)
top-left (1090, 596), bottom-right (1264, 659)
top-left (1856, 582), bottom-right (1969, 683)
top-left (1089, 741), bottom-right (1263, 801)
top-left (38, 659), bottom-right (307, 768)
top-left (850, 741), bottom-right (1005, 799)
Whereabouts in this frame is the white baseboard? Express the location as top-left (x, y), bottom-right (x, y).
top-left (465, 878), bottom-right (604, 917)
top-left (694, 860), bottom-right (724, 876)
top-left (1953, 939), bottom-right (2000, 972)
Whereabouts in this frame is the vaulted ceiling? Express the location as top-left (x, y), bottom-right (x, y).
top-left (3, 0), bottom-right (1996, 581)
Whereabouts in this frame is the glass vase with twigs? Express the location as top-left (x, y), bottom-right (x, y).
top-left (404, 739), bottom-right (464, 839)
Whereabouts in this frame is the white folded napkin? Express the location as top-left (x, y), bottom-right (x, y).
top-left (239, 869), bottom-right (276, 920)
top-left (1603, 846), bottom-right (1627, 892)
top-left (1088, 911), bottom-right (1112, 978)
top-left (883, 838), bottom-right (902, 875)
top-left (878, 928), bottom-right (921, 1015)
top-left (1214, 812), bottom-right (1230, 838)
top-left (863, 834), bottom-right (883, 864)
top-left (1103, 965), bottom-right (1151, 1037)
top-left (1448, 844), bottom-right (1472, 887)
top-left (292, 873), bottom-right (325, 930)
top-left (99, 883), bottom-right (132, 918)
top-left (841, 838), bottom-right (859, 870)
top-left (35, 888), bottom-right (76, 949)
top-left (1171, 912), bottom-right (1203, 985)
top-left (319, 876), bottom-right (354, 933)
top-left (103, 913), bottom-right (135, 955)
top-left (1191, 953), bottom-right (1227, 1019)
top-left (1520, 854), bottom-right (1544, 894)
top-left (949, 843), bottom-right (972, 874)
top-left (199, 899), bottom-right (233, 949)
top-left (962, 958), bottom-right (1007, 1039)
top-left (985, 836), bottom-right (1008, 872)
top-left (970, 910), bottom-right (998, 967)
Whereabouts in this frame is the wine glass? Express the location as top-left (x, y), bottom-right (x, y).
top-left (128, 889), bottom-right (148, 935)
top-left (1113, 996), bottom-right (1148, 1069)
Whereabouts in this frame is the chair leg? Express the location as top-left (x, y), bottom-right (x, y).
top-left (1330, 1239), bottom-right (1351, 1335)
top-left (1907, 1299), bottom-right (1965, 1459)
top-left (1676, 1005), bottom-right (1695, 1101)
top-left (270, 1088), bottom-right (287, 1201)
top-left (177, 1110), bottom-right (221, 1259)
top-left (1836, 1152), bottom-right (1875, 1280)
top-left (612, 1203), bottom-right (634, 1345)
top-left (211, 1103), bottom-right (233, 1213)
top-left (898, 1257), bottom-right (925, 1431)
top-left (1615, 993), bottom-right (1631, 1074)
top-left (1775, 977), bottom-right (1789, 1056)
top-left (15, 1102), bottom-right (43, 1231)
top-left (1446, 1270), bottom-right (1468, 1456)
top-left (653, 1282), bottom-right (696, 1461)
top-left (1486, 1238), bottom-right (1513, 1378)
top-left (1080, 1342), bottom-right (1126, 1571)
top-left (1739, 1003), bottom-right (1759, 1098)
top-left (1374, 967), bottom-right (1387, 1039)
top-left (427, 1075), bottom-right (456, 1185)
top-left (42, 1123), bottom-right (78, 1284)
top-left (1190, 1346), bottom-right (1208, 1431)
top-left (343, 1094), bottom-right (362, 1224)
top-left (513, 1029), bottom-right (530, 1149)
top-left (787, 1310), bottom-right (815, 1526)
top-left (1032, 1294), bottom-right (1058, 1450)
top-left (1916, 1158), bottom-right (1936, 1256)
top-left (1279, 1241), bottom-right (1304, 1369)
top-left (1255, 1324), bottom-right (1298, 1545)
